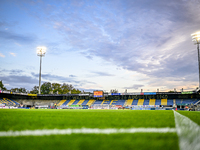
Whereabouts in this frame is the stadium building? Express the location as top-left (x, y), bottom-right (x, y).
top-left (0, 90), bottom-right (200, 111)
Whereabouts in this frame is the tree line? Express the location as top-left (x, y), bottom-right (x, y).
top-left (0, 80), bottom-right (81, 94)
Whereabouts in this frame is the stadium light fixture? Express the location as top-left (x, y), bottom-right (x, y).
top-left (37, 47), bottom-right (46, 94)
top-left (191, 31), bottom-right (200, 88)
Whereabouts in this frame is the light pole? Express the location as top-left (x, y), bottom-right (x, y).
top-left (37, 47), bottom-right (46, 94)
top-left (191, 31), bottom-right (200, 88)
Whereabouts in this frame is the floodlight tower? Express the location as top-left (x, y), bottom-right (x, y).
top-left (191, 31), bottom-right (200, 88)
top-left (37, 47), bottom-right (46, 94)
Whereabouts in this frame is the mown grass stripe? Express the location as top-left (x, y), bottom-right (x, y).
top-left (0, 127), bottom-right (176, 137)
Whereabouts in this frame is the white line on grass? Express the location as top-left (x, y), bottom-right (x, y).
top-left (0, 127), bottom-right (176, 137)
top-left (173, 110), bottom-right (200, 150)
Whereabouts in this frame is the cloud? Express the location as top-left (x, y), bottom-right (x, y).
top-left (9, 52), bottom-right (16, 57)
top-left (0, 30), bottom-right (36, 44)
top-left (9, 69), bottom-right (24, 75)
top-left (1, 69), bottom-right (24, 74)
top-left (31, 72), bottom-right (95, 86)
top-left (0, 74), bottom-right (38, 90)
top-left (78, 88), bottom-right (103, 92)
top-left (90, 71), bottom-right (115, 77)
top-left (19, 0), bottom-right (198, 87)
top-left (69, 75), bottom-right (76, 78)
top-left (0, 69), bottom-right (96, 90)
top-left (0, 53), bottom-right (5, 57)
top-left (124, 84), bottom-right (144, 90)
top-left (35, 0), bottom-right (199, 82)
top-left (0, 69), bottom-right (35, 90)
top-left (31, 72), bottom-right (73, 82)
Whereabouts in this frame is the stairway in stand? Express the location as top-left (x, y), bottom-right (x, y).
top-left (137, 99), bottom-right (144, 105)
top-left (149, 99), bottom-right (155, 105)
top-left (67, 100), bottom-right (76, 105)
top-left (126, 99), bottom-right (133, 106)
top-left (77, 99), bottom-right (85, 105)
top-left (86, 100), bottom-right (95, 106)
top-left (57, 100), bottom-right (66, 106)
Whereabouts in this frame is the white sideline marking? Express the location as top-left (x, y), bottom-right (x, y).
top-left (173, 111), bottom-right (200, 150)
top-left (0, 127), bottom-right (176, 137)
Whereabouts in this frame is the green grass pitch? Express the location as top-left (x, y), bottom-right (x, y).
top-left (178, 111), bottom-right (200, 125)
top-left (1, 109), bottom-right (196, 150)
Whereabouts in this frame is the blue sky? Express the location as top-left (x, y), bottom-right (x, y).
top-left (0, 0), bottom-right (200, 93)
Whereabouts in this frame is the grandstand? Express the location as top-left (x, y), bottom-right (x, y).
top-left (0, 98), bottom-right (19, 106)
top-left (0, 91), bottom-right (200, 110)
top-left (0, 97), bottom-right (199, 109)
top-left (53, 99), bottom-right (199, 108)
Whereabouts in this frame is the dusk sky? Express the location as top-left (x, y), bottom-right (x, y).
top-left (0, 0), bottom-right (200, 93)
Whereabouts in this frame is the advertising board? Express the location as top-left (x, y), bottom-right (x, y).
top-left (181, 91), bottom-right (193, 94)
top-left (143, 92), bottom-right (156, 95)
top-left (111, 93), bottom-right (121, 95)
top-left (93, 91), bottom-right (103, 97)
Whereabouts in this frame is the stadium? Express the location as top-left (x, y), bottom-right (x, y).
top-left (0, 90), bottom-right (200, 150)
top-left (1, 90), bottom-right (200, 111)
top-left (1, 0), bottom-right (200, 150)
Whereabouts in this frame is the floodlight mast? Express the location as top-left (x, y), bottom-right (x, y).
top-left (191, 32), bottom-right (200, 88)
top-left (37, 47), bottom-right (46, 94)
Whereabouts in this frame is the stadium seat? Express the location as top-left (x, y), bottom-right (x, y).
top-left (137, 99), bottom-right (144, 105)
top-left (93, 100), bottom-right (102, 105)
top-left (101, 100), bottom-right (111, 105)
top-left (155, 99), bottom-right (161, 105)
top-left (86, 100), bottom-right (95, 106)
top-left (167, 99), bottom-right (173, 105)
top-left (143, 99), bottom-right (149, 105)
top-left (62, 100), bottom-right (71, 106)
top-left (161, 99), bottom-right (167, 105)
top-left (67, 100), bottom-right (76, 105)
top-left (132, 99), bottom-right (138, 105)
top-left (77, 99), bottom-right (85, 105)
top-left (126, 99), bottom-right (133, 106)
top-left (72, 100), bottom-right (80, 105)
top-left (116, 100), bottom-right (126, 106)
top-left (175, 99), bottom-right (182, 104)
top-left (149, 99), bottom-right (156, 105)
top-left (0, 98), bottom-right (19, 105)
top-left (57, 100), bottom-right (66, 106)
top-left (81, 100), bottom-right (89, 105)
top-left (110, 100), bottom-right (118, 105)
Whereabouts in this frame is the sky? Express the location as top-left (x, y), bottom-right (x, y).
top-left (0, 0), bottom-right (200, 93)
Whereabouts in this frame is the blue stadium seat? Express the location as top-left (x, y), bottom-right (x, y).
top-left (72, 100), bottom-right (80, 105)
top-left (155, 99), bottom-right (161, 105)
top-left (167, 99), bottom-right (173, 105)
top-left (143, 100), bottom-right (149, 105)
top-left (62, 100), bottom-right (71, 106)
top-left (0, 98), bottom-right (20, 105)
top-left (82, 100), bottom-right (89, 105)
top-left (93, 100), bottom-right (102, 105)
top-left (132, 100), bottom-right (138, 105)
top-left (114, 100), bottom-right (125, 106)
